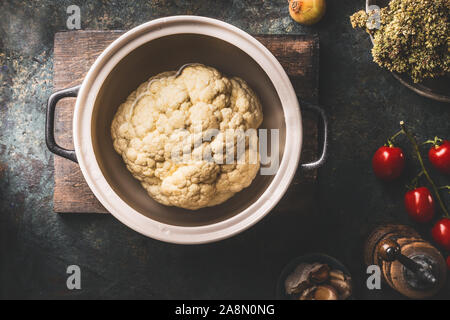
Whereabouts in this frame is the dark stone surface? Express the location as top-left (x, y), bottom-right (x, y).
top-left (0, 0), bottom-right (448, 299)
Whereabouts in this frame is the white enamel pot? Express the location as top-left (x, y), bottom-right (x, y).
top-left (46, 16), bottom-right (327, 244)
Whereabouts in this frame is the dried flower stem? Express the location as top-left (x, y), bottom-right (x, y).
top-left (400, 121), bottom-right (449, 218)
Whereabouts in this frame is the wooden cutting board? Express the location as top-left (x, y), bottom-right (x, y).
top-left (53, 31), bottom-right (320, 213)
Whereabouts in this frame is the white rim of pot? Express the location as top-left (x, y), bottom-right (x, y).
top-left (73, 16), bottom-right (302, 244)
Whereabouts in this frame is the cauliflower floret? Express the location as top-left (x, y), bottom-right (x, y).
top-left (111, 65), bottom-right (263, 210)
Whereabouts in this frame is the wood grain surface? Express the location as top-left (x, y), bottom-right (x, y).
top-left (53, 31), bottom-right (320, 213)
top-left (365, 224), bottom-right (447, 300)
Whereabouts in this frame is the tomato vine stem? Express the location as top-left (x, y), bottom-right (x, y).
top-left (422, 136), bottom-right (443, 147)
top-left (407, 170), bottom-right (424, 190)
top-left (387, 129), bottom-right (404, 146)
top-left (400, 121), bottom-right (449, 218)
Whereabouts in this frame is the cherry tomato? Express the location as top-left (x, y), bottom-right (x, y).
top-left (404, 187), bottom-right (435, 223)
top-left (431, 218), bottom-right (450, 251)
top-left (428, 140), bottom-right (450, 175)
top-left (372, 146), bottom-right (405, 181)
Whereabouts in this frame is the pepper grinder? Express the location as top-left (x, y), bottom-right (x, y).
top-left (365, 224), bottom-right (447, 299)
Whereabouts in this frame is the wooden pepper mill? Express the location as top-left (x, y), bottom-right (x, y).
top-left (365, 224), bottom-right (447, 299)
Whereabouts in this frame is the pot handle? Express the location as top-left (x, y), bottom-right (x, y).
top-left (45, 85), bottom-right (81, 163)
top-left (298, 98), bottom-right (328, 170)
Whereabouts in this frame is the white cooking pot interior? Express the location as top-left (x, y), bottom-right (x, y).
top-left (73, 16), bottom-right (302, 244)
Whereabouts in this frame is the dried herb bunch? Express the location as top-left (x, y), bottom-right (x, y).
top-left (351, 0), bottom-right (450, 83)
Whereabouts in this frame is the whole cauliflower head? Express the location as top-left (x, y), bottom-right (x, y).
top-left (111, 65), bottom-right (263, 210)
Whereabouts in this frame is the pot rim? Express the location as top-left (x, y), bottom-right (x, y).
top-left (73, 16), bottom-right (302, 244)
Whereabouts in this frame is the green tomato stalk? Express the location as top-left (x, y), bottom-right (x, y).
top-left (398, 121), bottom-right (449, 218)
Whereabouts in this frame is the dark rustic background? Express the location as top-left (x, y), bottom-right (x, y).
top-left (0, 0), bottom-right (449, 299)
